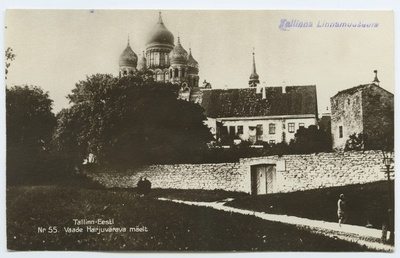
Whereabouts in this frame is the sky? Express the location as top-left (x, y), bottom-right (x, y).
top-left (5, 10), bottom-right (394, 114)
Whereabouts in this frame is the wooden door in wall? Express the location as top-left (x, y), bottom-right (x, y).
top-left (251, 164), bottom-right (276, 195)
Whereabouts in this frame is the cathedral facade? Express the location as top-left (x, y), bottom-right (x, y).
top-left (118, 12), bottom-right (207, 100)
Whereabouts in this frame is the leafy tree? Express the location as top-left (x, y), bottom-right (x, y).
top-left (5, 47), bottom-right (16, 79)
top-left (289, 125), bottom-right (331, 154)
top-left (6, 85), bottom-right (57, 182)
top-left (53, 73), bottom-right (213, 167)
top-left (345, 133), bottom-right (364, 151)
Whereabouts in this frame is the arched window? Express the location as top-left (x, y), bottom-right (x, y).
top-left (150, 52), bottom-right (154, 67)
top-left (130, 70), bottom-right (134, 75)
top-left (165, 72), bottom-right (169, 81)
top-left (123, 70), bottom-right (127, 76)
top-left (174, 68), bottom-right (178, 78)
top-left (157, 72), bottom-right (163, 81)
top-left (160, 53), bottom-right (164, 66)
top-left (170, 69), bottom-right (173, 78)
top-left (154, 52), bottom-right (159, 66)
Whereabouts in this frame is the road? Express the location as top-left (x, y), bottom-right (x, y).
top-left (158, 197), bottom-right (394, 252)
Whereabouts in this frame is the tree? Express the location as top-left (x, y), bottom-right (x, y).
top-left (6, 85), bottom-right (57, 182)
top-left (53, 73), bottom-right (213, 167)
top-left (5, 47), bottom-right (16, 80)
top-left (289, 125), bottom-right (332, 154)
top-left (345, 133), bottom-right (364, 151)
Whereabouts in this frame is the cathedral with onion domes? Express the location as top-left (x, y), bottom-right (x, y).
top-left (118, 12), bottom-right (319, 145)
top-left (118, 12), bottom-right (209, 102)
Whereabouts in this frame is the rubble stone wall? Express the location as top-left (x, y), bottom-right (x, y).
top-left (85, 150), bottom-right (390, 194)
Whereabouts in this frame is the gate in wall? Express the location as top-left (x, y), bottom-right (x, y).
top-left (251, 164), bottom-right (276, 195)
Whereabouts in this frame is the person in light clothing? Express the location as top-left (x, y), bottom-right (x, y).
top-left (337, 194), bottom-right (347, 227)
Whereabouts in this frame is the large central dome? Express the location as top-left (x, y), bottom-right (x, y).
top-left (146, 12), bottom-right (175, 48)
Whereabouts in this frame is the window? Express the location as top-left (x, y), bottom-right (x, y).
top-left (221, 126), bottom-right (228, 137)
top-left (288, 123), bottom-right (295, 133)
top-left (269, 140), bottom-right (275, 144)
top-left (339, 126), bottom-right (343, 138)
top-left (160, 53), bottom-right (165, 66)
top-left (269, 123), bottom-right (275, 134)
top-left (157, 72), bottom-right (163, 81)
top-left (182, 69), bottom-right (185, 78)
top-left (256, 124), bottom-right (263, 141)
top-left (237, 126), bottom-right (243, 135)
top-left (165, 72), bottom-right (169, 81)
top-left (154, 52), bottom-right (159, 66)
top-left (256, 124), bottom-right (263, 135)
top-left (150, 52), bottom-right (154, 66)
top-left (299, 123), bottom-right (305, 128)
top-left (229, 126), bottom-right (235, 137)
top-left (174, 68), bottom-right (179, 77)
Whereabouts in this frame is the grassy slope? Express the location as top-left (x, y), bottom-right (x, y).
top-left (225, 181), bottom-right (394, 230)
top-left (7, 185), bottom-right (372, 252)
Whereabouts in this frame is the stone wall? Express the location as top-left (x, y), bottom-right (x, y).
top-left (85, 150), bottom-right (391, 194)
top-left (243, 150), bottom-right (390, 193)
top-left (85, 162), bottom-right (248, 192)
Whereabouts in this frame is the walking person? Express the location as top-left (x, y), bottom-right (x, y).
top-left (337, 194), bottom-right (347, 227)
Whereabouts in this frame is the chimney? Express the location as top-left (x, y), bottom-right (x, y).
top-left (262, 86), bottom-right (267, 99)
top-left (282, 81), bottom-right (286, 94)
top-left (256, 84), bottom-right (262, 94)
top-left (372, 70), bottom-right (380, 86)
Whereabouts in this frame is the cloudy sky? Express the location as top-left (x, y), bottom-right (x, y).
top-left (5, 9), bottom-right (394, 113)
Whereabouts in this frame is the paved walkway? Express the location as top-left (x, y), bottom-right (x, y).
top-left (157, 197), bottom-right (394, 252)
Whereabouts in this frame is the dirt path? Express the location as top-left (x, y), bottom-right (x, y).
top-left (157, 197), bottom-right (394, 252)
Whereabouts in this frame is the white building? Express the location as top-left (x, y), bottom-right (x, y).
top-left (200, 51), bottom-right (319, 145)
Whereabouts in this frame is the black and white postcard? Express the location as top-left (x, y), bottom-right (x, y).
top-left (4, 8), bottom-right (395, 254)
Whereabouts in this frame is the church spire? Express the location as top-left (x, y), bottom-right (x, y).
top-left (158, 11), bottom-right (163, 24)
top-left (249, 48), bottom-right (260, 87)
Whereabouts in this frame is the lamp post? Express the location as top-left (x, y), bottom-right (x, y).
top-left (382, 149), bottom-right (394, 244)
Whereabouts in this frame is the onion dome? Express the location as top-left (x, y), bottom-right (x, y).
top-left (187, 48), bottom-right (199, 69)
top-left (119, 39), bottom-right (138, 67)
top-left (146, 12), bottom-right (175, 48)
top-left (137, 51), bottom-right (147, 71)
top-left (170, 37), bottom-right (188, 65)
